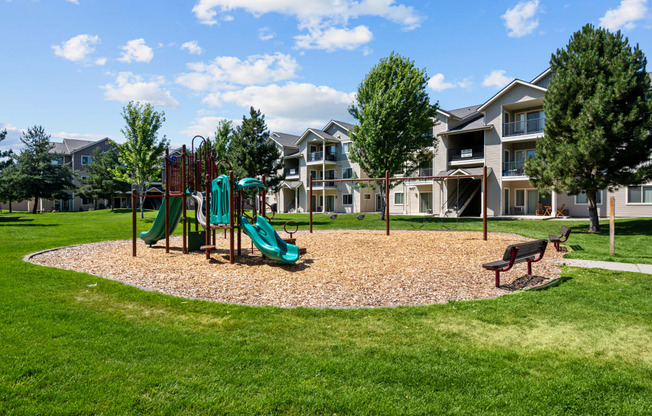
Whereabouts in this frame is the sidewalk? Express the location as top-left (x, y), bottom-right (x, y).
top-left (563, 259), bottom-right (652, 274)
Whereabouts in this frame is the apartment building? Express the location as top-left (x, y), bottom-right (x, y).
top-left (0, 137), bottom-right (126, 212)
top-left (269, 69), bottom-right (650, 218)
top-left (390, 68), bottom-right (651, 218)
top-left (268, 120), bottom-right (379, 214)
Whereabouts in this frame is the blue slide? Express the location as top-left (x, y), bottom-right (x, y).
top-left (240, 215), bottom-right (300, 264)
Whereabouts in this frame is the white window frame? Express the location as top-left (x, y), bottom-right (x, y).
top-left (575, 190), bottom-right (604, 205)
top-left (81, 155), bottom-right (92, 166)
top-left (342, 193), bottom-right (353, 206)
top-left (363, 194), bottom-right (371, 200)
top-left (515, 188), bottom-right (526, 211)
top-left (626, 185), bottom-right (652, 205)
top-left (394, 192), bottom-right (404, 205)
top-left (342, 167), bottom-right (353, 179)
top-left (342, 142), bottom-right (351, 154)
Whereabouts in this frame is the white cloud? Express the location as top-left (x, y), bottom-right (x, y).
top-left (599, 0), bottom-right (648, 31)
top-left (202, 82), bottom-right (355, 129)
top-left (258, 27), bottom-right (275, 41)
top-left (428, 73), bottom-right (456, 92)
top-left (176, 53), bottom-right (300, 91)
top-left (295, 25), bottom-right (373, 51)
top-left (0, 123), bottom-right (24, 152)
top-left (180, 116), bottom-right (241, 137)
top-left (101, 72), bottom-right (179, 107)
top-left (51, 131), bottom-right (108, 141)
top-left (52, 34), bottom-right (100, 62)
top-left (428, 73), bottom-right (472, 92)
top-left (191, 0), bottom-right (423, 29)
top-left (94, 57), bottom-right (107, 66)
top-left (118, 39), bottom-right (154, 63)
top-left (66, 0), bottom-right (80, 4)
top-left (181, 40), bottom-right (202, 55)
top-left (482, 70), bottom-right (514, 88)
top-left (502, 0), bottom-right (540, 38)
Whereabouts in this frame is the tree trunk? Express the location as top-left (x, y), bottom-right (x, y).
top-left (9, 200), bottom-right (12, 213)
top-left (140, 195), bottom-right (145, 219)
top-left (587, 192), bottom-right (600, 233)
top-left (379, 185), bottom-right (386, 221)
top-left (32, 197), bottom-right (39, 214)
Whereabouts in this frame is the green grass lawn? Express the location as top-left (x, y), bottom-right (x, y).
top-left (0, 210), bottom-right (651, 414)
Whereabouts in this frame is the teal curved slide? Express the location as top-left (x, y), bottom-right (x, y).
top-left (140, 196), bottom-right (184, 245)
top-left (240, 215), bottom-right (300, 264)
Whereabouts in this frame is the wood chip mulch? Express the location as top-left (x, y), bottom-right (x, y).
top-left (28, 230), bottom-right (563, 308)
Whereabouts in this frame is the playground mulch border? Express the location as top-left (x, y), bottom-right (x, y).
top-left (27, 230), bottom-right (564, 308)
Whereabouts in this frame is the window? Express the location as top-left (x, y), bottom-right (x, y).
top-left (627, 185), bottom-right (652, 204)
top-left (515, 189), bottom-right (525, 207)
top-left (363, 194), bottom-right (371, 200)
top-left (575, 190), bottom-right (603, 205)
top-left (342, 194), bottom-right (353, 205)
top-left (342, 142), bottom-right (351, 154)
top-left (51, 156), bottom-right (64, 165)
top-left (81, 197), bottom-right (92, 205)
top-left (343, 168), bottom-right (353, 179)
top-left (81, 155), bottom-right (92, 166)
top-left (394, 192), bottom-right (404, 205)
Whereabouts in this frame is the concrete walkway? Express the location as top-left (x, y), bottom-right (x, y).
top-left (563, 259), bottom-right (652, 274)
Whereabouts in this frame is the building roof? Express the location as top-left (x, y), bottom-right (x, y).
top-left (446, 105), bottom-right (482, 120)
top-left (295, 128), bottom-right (340, 145)
top-left (476, 79), bottom-right (546, 112)
top-left (270, 132), bottom-right (300, 150)
top-left (49, 142), bottom-right (69, 155)
top-left (328, 120), bottom-right (355, 130)
top-left (444, 114), bottom-right (491, 135)
top-left (436, 167), bottom-right (493, 177)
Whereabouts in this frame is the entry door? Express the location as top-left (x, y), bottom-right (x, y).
top-left (527, 190), bottom-right (538, 215)
top-left (420, 193), bottom-right (433, 213)
top-left (311, 195), bottom-right (323, 211)
top-left (325, 195), bottom-right (335, 212)
top-left (375, 194), bottom-right (382, 211)
top-left (503, 189), bottom-right (509, 215)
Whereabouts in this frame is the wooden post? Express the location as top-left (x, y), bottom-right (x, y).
top-left (205, 170), bottom-right (211, 260)
top-left (385, 169), bottom-right (389, 236)
top-left (229, 170), bottom-right (235, 264)
top-left (237, 191), bottom-right (242, 256)
top-left (309, 175), bottom-right (313, 233)
top-left (483, 165), bottom-right (487, 241)
top-left (610, 196), bottom-right (615, 256)
top-left (182, 145), bottom-right (187, 254)
top-left (132, 192), bottom-right (137, 257)
top-left (261, 174), bottom-right (266, 218)
top-left (165, 148), bottom-right (170, 253)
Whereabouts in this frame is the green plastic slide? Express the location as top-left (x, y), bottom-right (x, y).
top-left (240, 215), bottom-right (300, 264)
top-left (139, 195), bottom-right (184, 245)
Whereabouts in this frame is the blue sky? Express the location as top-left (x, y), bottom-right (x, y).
top-left (1, 0), bottom-right (651, 151)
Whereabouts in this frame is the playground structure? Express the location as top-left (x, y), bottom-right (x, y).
top-left (308, 166), bottom-right (488, 240)
top-left (131, 136), bottom-right (300, 264)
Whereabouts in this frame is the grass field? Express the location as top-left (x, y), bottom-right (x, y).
top-left (1, 210), bottom-right (651, 414)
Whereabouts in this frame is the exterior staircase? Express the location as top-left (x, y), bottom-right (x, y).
top-left (441, 179), bottom-right (481, 217)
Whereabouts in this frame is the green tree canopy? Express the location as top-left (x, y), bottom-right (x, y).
top-left (112, 101), bottom-right (169, 218)
top-left (11, 126), bottom-right (75, 213)
top-left (348, 52), bottom-right (438, 219)
top-left (0, 129), bottom-right (22, 212)
top-left (228, 107), bottom-right (282, 192)
top-left (526, 24), bottom-right (652, 232)
top-left (78, 146), bottom-right (128, 209)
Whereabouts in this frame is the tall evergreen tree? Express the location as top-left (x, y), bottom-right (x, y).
top-left (112, 101), bottom-right (169, 218)
top-left (0, 129), bottom-right (22, 212)
top-left (526, 24), bottom-right (652, 232)
top-left (78, 146), bottom-right (128, 209)
top-left (228, 107), bottom-right (282, 191)
top-left (348, 52), bottom-right (438, 219)
top-left (11, 126), bottom-right (75, 213)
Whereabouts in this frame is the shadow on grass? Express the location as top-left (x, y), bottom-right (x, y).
top-left (0, 216), bottom-right (34, 223)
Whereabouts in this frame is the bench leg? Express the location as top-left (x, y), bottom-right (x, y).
top-left (527, 260), bottom-right (532, 275)
top-left (495, 270), bottom-right (500, 287)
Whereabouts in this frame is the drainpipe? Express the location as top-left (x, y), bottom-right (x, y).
top-left (322, 138), bottom-right (326, 213)
top-left (551, 190), bottom-right (557, 217)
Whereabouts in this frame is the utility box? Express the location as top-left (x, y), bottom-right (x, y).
top-left (188, 231), bottom-right (207, 251)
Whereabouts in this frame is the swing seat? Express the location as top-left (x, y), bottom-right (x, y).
top-left (356, 214), bottom-right (365, 220)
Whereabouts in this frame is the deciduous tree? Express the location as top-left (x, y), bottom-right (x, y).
top-left (112, 102), bottom-right (169, 218)
top-left (526, 24), bottom-right (652, 232)
top-left (78, 146), bottom-right (128, 209)
top-left (348, 52), bottom-right (438, 219)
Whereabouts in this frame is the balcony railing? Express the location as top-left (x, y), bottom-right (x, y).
top-left (503, 161), bottom-right (527, 176)
top-left (449, 146), bottom-right (484, 162)
top-left (285, 167), bottom-right (299, 177)
top-left (406, 168), bottom-right (433, 182)
top-left (311, 179), bottom-right (337, 188)
top-left (308, 151), bottom-right (337, 162)
top-left (504, 117), bottom-right (544, 137)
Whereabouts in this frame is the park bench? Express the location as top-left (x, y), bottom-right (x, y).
top-left (549, 225), bottom-right (571, 252)
top-left (482, 239), bottom-right (548, 287)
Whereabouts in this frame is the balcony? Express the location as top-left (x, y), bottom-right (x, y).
top-left (503, 161), bottom-right (527, 177)
top-left (449, 146), bottom-right (484, 163)
top-left (504, 117), bottom-right (544, 137)
top-left (285, 167), bottom-right (299, 178)
top-left (307, 151), bottom-right (337, 163)
top-left (406, 168), bottom-right (433, 183)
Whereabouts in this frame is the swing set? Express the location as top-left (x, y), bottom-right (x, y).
top-left (309, 166), bottom-right (488, 240)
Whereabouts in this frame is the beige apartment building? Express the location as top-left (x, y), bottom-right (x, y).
top-left (270, 69), bottom-right (651, 219)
